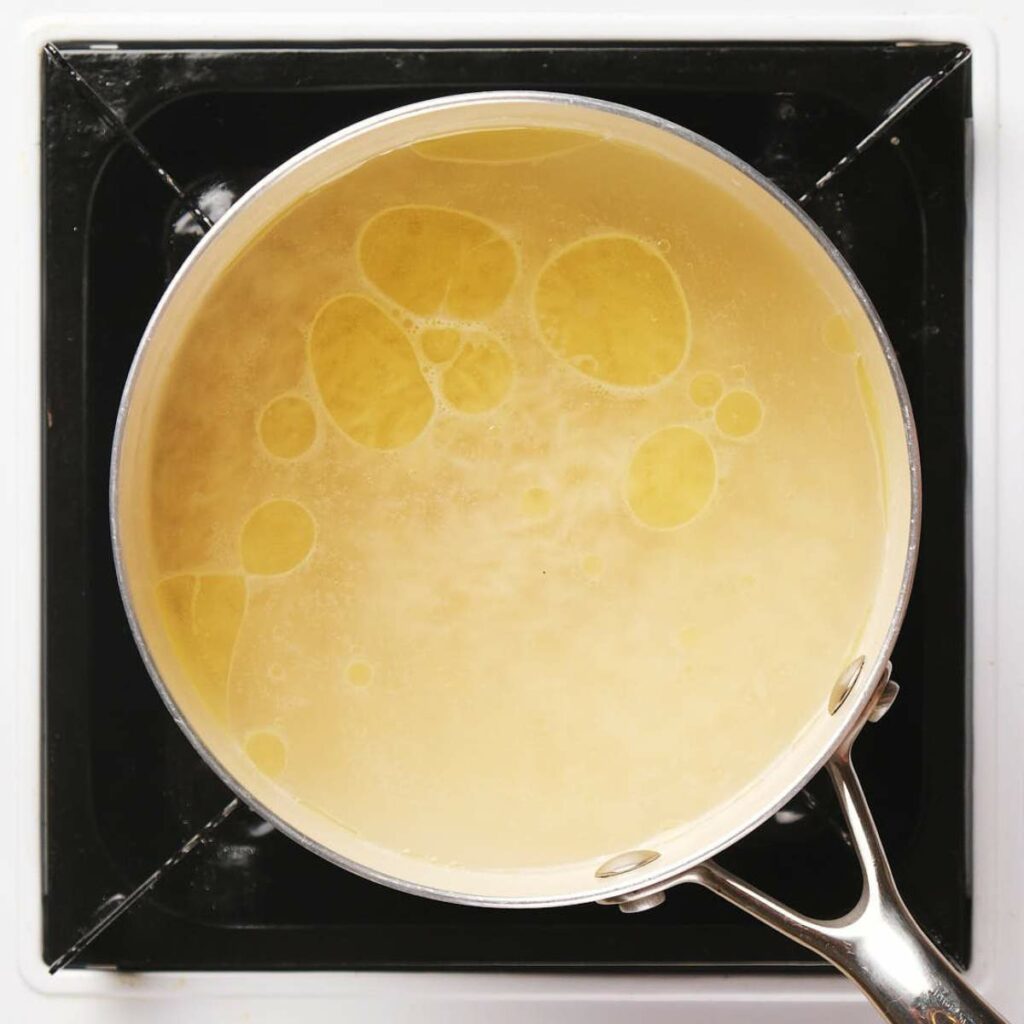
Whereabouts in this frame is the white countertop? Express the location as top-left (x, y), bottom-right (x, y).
top-left (3, 3), bottom-right (1022, 1021)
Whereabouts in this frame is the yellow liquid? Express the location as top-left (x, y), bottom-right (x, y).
top-left (148, 127), bottom-right (885, 869)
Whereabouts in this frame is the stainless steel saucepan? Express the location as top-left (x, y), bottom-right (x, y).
top-left (111, 93), bottom-right (1009, 1023)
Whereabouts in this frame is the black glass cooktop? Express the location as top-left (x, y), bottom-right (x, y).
top-left (41, 40), bottom-right (971, 971)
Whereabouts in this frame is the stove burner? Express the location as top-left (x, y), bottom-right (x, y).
top-left (41, 39), bottom-right (972, 972)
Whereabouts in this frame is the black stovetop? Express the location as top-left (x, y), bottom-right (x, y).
top-left (41, 40), bottom-right (971, 971)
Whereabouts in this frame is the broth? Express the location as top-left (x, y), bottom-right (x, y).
top-left (145, 126), bottom-right (886, 869)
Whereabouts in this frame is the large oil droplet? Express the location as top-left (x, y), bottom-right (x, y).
top-left (626, 426), bottom-right (717, 529)
top-left (412, 127), bottom-right (592, 164)
top-left (358, 205), bottom-right (517, 319)
top-left (309, 293), bottom-right (434, 450)
top-left (258, 395), bottom-right (316, 458)
top-left (534, 233), bottom-right (689, 387)
top-left (441, 332), bottom-right (514, 413)
top-left (240, 499), bottom-right (315, 575)
top-left (156, 574), bottom-right (246, 719)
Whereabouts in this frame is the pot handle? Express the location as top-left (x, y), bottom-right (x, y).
top-left (689, 748), bottom-right (1009, 1024)
top-left (602, 675), bottom-right (1010, 1023)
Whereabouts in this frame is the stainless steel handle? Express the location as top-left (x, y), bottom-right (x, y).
top-left (602, 676), bottom-right (1011, 1023)
top-left (690, 749), bottom-right (1008, 1023)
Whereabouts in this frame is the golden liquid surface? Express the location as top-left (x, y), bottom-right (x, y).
top-left (147, 127), bottom-right (885, 869)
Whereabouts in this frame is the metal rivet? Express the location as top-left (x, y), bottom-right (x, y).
top-left (617, 891), bottom-right (666, 914)
top-left (869, 678), bottom-right (900, 722)
top-left (595, 849), bottom-right (661, 878)
top-left (829, 656), bottom-right (865, 715)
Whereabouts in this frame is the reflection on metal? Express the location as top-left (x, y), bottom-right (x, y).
top-left (830, 656), bottom-right (866, 715)
top-left (47, 798), bottom-right (240, 974)
top-left (617, 891), bottom-right (667, 913)
top-left (595, 849), bottom-right (661, 878)
top-left (797, 48), bottom-right (971, 205)
top-left (869, 672), bottom-right (900, 723)
top-left (43, 43), bottom-right (214, 232)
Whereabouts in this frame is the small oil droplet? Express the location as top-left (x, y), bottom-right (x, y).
top-left (346, 659), bottom-right (374, 686)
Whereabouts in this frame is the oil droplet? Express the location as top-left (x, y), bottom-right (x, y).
top-left (258, 394), bottom-right (316, 458)
top-left (534, 233), bottom-right (689, 387)
top-left (240, 499), bottom-right (315, 575)
top-left (346, 659), bottom-right (374, 686)
top-left (309, 293), bottom-right (434, 450)
top-left (677, 624), bottom-right (700, 648)
top-left (244, 730), bottom-right (288, 778)
top-left (822, 314), bottom-right (858, 355)
top-left (689, 371), bottom-right (723, 408)
top-left (626, 426), bottom-right (717, 529)
top-left (581, 554), bottom-right (604, 579)
top-left (412, 127), bottom-right (592, 164)
top-left (268, 663), bottom-right (285, 682)
top-left (155, 574), bottom-right (245, 719)
top-left (563, 464), bottom-right (592, 486)
top-left (441, 333), bottom-right (514, 413)
top-left (420, 326), bottom-right (461, 363)
top-left (358, 205), bottom-right (517, 319)
top-left (715, 390), bottom-right (763, 438)
top-left (521, 486), bottom-right (553, 518)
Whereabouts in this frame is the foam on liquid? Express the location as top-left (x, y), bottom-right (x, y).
top-left (146, 126), bottom-right (886, 870)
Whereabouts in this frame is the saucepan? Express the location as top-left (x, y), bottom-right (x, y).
top-left (110, 92), bottom-right (1008, 1023)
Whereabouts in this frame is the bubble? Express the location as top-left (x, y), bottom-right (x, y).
top-left (689, 371), bottom-right (723, 408)
top-left (626, 426), bottom-right (717, 529)
top-left (412, 127), bottom-right (592, 164)
top-left (358, 205), bottom-right (517, 319)
top-left (420, 326), bottom-right (461, 363)
top-left (715, 390), bottom-right (763, 438)
top-left (309, 293), bottom-right (434, 450)
top-left (244, 730), bottom-right (288, 778)
top-left (521, 486), bottom-right (554, 518)
top-left (346, 660), bottom-right (374, 686)
top-left (241, 499), bottom-right (315, 575)
top-left (822, 314), bottom-right (858, 355)
top-left (156, 574), bottom-right (246, 719)
top-left (441, 332), bottom-right (514, 413)
top-left (534, 233), bottom-right (689, 387)
top-left (258, 394), bottom-right (316, 458)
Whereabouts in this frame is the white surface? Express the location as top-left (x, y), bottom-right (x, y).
top-left (3, 4), bottom-right (1021, 1023)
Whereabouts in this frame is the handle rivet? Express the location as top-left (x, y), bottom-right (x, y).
top-left (617, 891), bottom-right (666, 914)
top-left (869, 676), bottom-right (900, 722)
top-left (829, 656), bottom-right (865, 715)
top-left (595, 849), bottom-right (661, 878)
